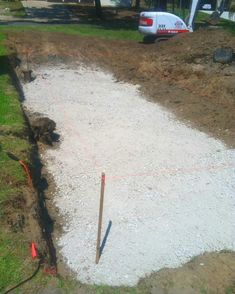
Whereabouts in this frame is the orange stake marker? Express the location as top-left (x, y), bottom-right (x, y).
top-left (31, 242), bottom-right (37, 259)
top-left (19, 160), bottom-right (33, 187)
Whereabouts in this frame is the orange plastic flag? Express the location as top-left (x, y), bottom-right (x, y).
top-left (31, 242), bottom-right (37, 259)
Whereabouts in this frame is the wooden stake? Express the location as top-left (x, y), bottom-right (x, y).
top-left (95, 172), bottom-right (105, 264)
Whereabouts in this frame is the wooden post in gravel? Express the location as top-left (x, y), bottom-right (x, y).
top-left (96, 172), bottom-right (105, 264)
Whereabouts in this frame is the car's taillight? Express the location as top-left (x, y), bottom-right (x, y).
top-left (139, 17), bottom-right (153, 26)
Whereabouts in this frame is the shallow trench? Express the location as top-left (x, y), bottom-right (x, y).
top-left (8, 55), bottom-right (58, 271)
top-left (19, 64), bottom-right (235, 286)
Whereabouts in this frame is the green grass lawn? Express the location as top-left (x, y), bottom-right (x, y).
top-left (196, 11), bottom-right (235, 35)
top-left (0, 30), bottom-right (60, 294)
top-left (0, 33), bottom-right (27, 206)
top-left (0, 10), bottom-right (234, 42)
top-left (0, 231), bottom-right (32, 291)
top-left (0, 0), bottom-right (25, 17)
top-left (38, 24), bottom-right (142, 40)
top-left (0, 23), bottom-right (142, 41)
top-left (0, 31), bottom-right (62, 294)
top-left (0, 30), bottom-right (30, 293)
top-left (216, 16), bottom-right (235, 35)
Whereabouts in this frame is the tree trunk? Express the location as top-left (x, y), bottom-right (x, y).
top-left (94, 0), bottom-right (103, 18)
top-left (154, 0), bottom-right (167, 10)
top-left (135, 0), bottom-right (140, 9)
top-left (159, 0), bottom-right (167, 10)
top-left (172, 0), bottom-right (175, 12)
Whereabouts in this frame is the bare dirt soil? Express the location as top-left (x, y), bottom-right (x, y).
top-left (6, 29), bottom-right (235, 293)
top-left (7, 28), bottom-right (235, 148)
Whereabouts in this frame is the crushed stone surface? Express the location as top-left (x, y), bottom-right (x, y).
top-left (22, 66), bottom-right (235, 286)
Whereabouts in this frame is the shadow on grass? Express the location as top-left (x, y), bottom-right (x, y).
top-left (0, 3), bottom-right (140, 30)
top-left (65, 4), bottom-right (140, 30)
top-left (0, 55), bottom-right (8, 76)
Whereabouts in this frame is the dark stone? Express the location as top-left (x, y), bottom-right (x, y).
top-left (22, 69), bottom-right (33, 83)
top-left (31, 117), bottom-right (56, 145)
top-left (213, 47), bottom-right (234, 64)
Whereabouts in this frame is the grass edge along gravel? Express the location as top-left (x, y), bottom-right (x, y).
top-left (0, 30), bottom-right (77, 294)
top-left (0, 30), bottom-right (35, 293)
top-left (0, 31), bottom-right (61, 294)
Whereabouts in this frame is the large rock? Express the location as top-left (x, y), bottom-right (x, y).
top-left (29, 114), bottom-right (56, 145)
top-left (213, 47), bottom-right (234, 64)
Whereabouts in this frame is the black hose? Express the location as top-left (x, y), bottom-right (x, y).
top-left (6, 152), bottom-right (20, 161)
top-left (3, 259), bottom-right (42, 294)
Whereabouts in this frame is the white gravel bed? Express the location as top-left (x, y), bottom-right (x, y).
top-left (22, 65), bottom-right (235, 286)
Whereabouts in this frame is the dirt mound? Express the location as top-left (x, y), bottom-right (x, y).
top-left (148, 29), bottom-right (235, 99)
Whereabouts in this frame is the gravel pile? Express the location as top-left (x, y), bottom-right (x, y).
top-left (22, 66), bottom-right (235, 286)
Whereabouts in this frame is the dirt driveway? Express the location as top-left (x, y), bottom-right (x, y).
top-left (0, 0), bottom-right (80, 23)
top-left (21, 0), bottom-right (79, 22)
